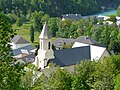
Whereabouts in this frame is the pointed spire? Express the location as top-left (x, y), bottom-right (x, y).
top-left (39, 22), bottom-right (52, 39)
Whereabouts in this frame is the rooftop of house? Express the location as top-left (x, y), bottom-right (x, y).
top-left (11, 35), bottom-right (30, 44)
top-left (75, 36), bottom-right (98, 45)
top-left (62, 14), bottom-right (81, 20)
top-left (16, 54), bottom-right (35, 63)
top-left (49, 45), bottom-right (108, 67)
top-left (49, 46), bottom-right (91, 67)
top-left (52, 38), bottom-right (75, 48)
top-left (13, 45), bottom-right (36, 56)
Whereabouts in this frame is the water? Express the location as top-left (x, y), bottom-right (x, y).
top-left (83, 10), bottom-right (116, 18)
top-left (90, 10), bottom-right (116, 16)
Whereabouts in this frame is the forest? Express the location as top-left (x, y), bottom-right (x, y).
top-left (0, 0), bottom-right (120, 17)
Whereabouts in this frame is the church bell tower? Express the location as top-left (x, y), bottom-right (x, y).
top-left (35, 22), bottom-right (54, 69)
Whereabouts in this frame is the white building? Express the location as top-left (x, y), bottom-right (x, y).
top-left (10, 35), bottom-right (36, 64)
top-left (97, 15), bottom-right (110, 21)
top-left (116, 16), bottom-right (120, 27)
top-left (10, 35), bottom-right (30, 49)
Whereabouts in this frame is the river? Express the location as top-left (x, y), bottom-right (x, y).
top-left (90, 10), bottom-right (116, 16)
top-left (83, 10), bottom-right (116, 18)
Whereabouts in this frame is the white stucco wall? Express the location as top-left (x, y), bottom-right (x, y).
top-left (72, 42), bottom-right (89, 48)
top-left (90, 45), bottom-right (106, 61)
top-left (10, 42), bottom-right (30, 49)
top-left (116, 16), bottom-right (120, 27)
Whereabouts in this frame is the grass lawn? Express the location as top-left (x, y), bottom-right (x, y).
top-left (13, 22), bottom-right (40, 46)
top-left (12, 22), bottom-right (56, 46)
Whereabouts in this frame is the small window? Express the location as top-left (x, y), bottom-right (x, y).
top-left (48, 42), bottom-right (50, 50)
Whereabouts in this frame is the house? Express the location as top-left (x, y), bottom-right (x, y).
top-left (13, 45), bottom-right (36, 59)
top-left (10, 35), bottom-right (30, 49)
top-left (62, 14), bottom-right (81, 21)
top-left (53, 36), bottom-right (97, 50)
top-left (72, 36), bottom-right (98, 48)
top-left (97, 15), bottom-right (110, 21)
top-left (10, 35), bottom-right (36, 64)
top-left (52, 38), bottom-right (74, 50)
top-left (116, 16), bottom-right (120, 27)
top-left (12, 44), bottom-right (36, 64)
top-left (33, 22), bottom-right (110, 69)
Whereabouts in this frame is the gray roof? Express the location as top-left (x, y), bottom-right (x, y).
top-left (49, 46), bottom-right (91, 67)
top-left (17, 54), bottom-right (35, 63)
top-left (39, 22), bottom-right (52, 39)
top-left (52, 38), bottom-right (75, 48)
top-left (62, 14), bottom-right (81, 20)
top-left (11, 35), bottom-right (30, 44)
top-left (75, 36), bottom-right (98, 45)
top-left (13, 45), bottom-right (36, 56)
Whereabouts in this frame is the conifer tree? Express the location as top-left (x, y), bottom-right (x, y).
top-left (30, 25), bottom-right (34, 43)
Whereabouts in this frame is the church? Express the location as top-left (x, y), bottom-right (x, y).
top-left (33, 22), bottom-right (110, 69)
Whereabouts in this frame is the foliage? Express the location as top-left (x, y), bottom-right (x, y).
top-left (72, 60), bottom-right (96, 90)
top-left (114, 73), bottom-right (120, 90)
top-left (20, 64), bottom-right (38, 90)
top-left (16, 17), bottom-right (23, 27)
top-left (30, 25), bottom-right (34, 43)
top-left (92, 58), bottom-right (116, 90)
top-left (48, 17), bottom-right (60, 37)
top-left (106, 15), bottom-right (117, 23)
top-left (117, 5), bottom-right (120, 16)
top-left (62, 43), bottom-right (73, 49)
top-left (33, 66), bottom-right (72, 90)
top-left (0, 0), bottom-right (103, 17)
top-left (0, 11), bottom-right (24, 90)
top-left (30, 11), bottom-right (44, 32)
top-left (32, 55), bottom-right (120, 90)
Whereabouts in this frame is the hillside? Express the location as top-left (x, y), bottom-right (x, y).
top-left (0, 0), bottom-right (119, 17)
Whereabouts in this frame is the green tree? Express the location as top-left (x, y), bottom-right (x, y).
top-left (0, 11), bottom-right (23, 90)
top-left (48, 17), bottom-right (60, 37)
top-left (92, 57), bottom-right (117, 90)
top-left (20, 64), bottom-right (38, 90)
top-left (30, 25), bottom-right (34, 43)
top-left (114, 74), bottom-right (120, 90)
top-left (92, 16), bottom-right (98, 24)
top-left (33, 65), bottom-right (72, 90)
top-left (72, 60), bottom-right (96, 90)
top-left (31, 11), bottom-right (44, 32)
top-left (16, 17), bottom-right (23, 27)
top-left (41, 14), bottom-right (50, 24)
top-left (117, 5), bottom-right (120, 16)
top-left (57, 19), bottom-right (72, 38)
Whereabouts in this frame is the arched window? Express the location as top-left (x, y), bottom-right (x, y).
top-left (48, 42), bottom-right (50, 50)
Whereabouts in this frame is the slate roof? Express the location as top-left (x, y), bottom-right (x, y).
top-left (49, 46), bottom-right (91, 67)
top-left (62, 14), bottom-right (81, 20)
top-left (17, 54), bottom-right (35, 63)
top-left (13, 45), bottom-right (36, 56)
top-left (11, 35), bottom-right (30, 44)
top-left (52, 38), bottom-right (75, 48)
top-left (75, 36), bottom-right (98, 45)
top-left (39, 22), bottom-right (52, 39)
